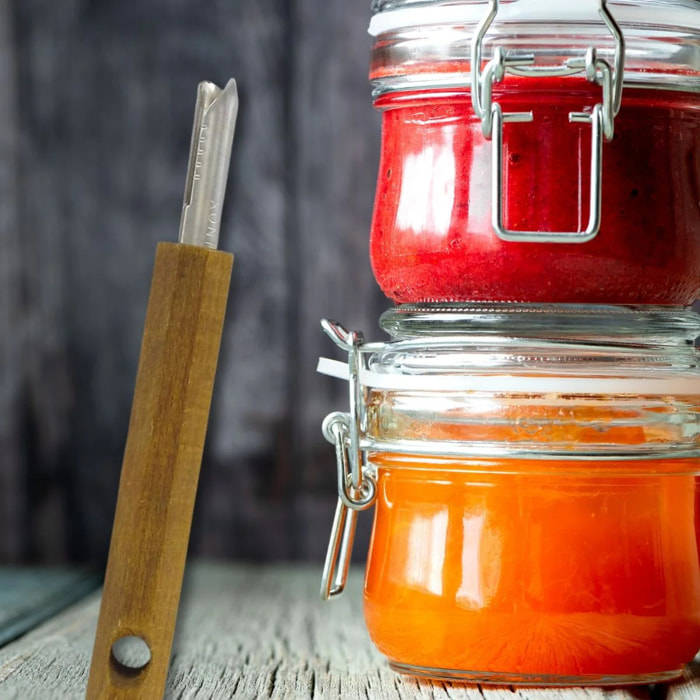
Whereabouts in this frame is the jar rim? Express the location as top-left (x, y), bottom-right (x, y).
top-left (379, 304), bottom-right (700, 343)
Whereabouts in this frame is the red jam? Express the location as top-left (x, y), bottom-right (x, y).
top-left (369, 79), bottom-right (700, 304)
top-left (364, 456), bottom-right (700, 681)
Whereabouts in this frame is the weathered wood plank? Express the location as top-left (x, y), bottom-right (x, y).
top-left (288, 0), bottom-right (387, 561)
top-left (668, 659), bottom-right (700, 700)
top-left (0, 563), bottom-right (695, 699)
top-left (191, 0), bottom-right (294, 560)
top-left (8, 0), bottom-right (388, 564)
top-left (0, 568), bottom-right (99, 647)
top-left (11, 0), bottom-right (294, 563)
top-left (0, 0), bottom-right (24, 564)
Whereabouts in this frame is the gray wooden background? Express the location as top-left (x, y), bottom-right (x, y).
top-left (0, 0), bottom-right (386, 564)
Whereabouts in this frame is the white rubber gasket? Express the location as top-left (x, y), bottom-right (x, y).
top-left (317, 357), bottom-right (700, 395)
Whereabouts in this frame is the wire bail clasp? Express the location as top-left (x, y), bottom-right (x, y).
top-left (319, 321), bottom-right (377, 600)
top-left (319, 413), bottom-right (376, 601)
top-left (321, 320), bottom-right (366, 491)
top-left (471, 0), bottom-right (625, 243)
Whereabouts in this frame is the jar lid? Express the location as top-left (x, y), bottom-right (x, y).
top-left (320, 304), bottom-right (700, 392)
top-left (318, 307), bottom-right (700, 459)
top-left (369, 0), bottom-right (700, 95)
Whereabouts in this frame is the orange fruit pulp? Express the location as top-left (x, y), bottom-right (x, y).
top-left (364, 455), bottom-right (700, 679)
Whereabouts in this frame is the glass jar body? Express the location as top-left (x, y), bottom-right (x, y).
top-left (344, 306), bottom-right (700, 684)
top-left (363, 455), bottom-right (700, 685)
top-left (370, 83), bottom-right (700, 304)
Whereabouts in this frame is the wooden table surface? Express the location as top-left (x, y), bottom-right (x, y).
top-left (0, 563), bottom-right (697, 699)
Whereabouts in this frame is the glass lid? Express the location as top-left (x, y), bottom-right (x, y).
top-left (369, 0), bottom-right (700, 94)
top-left (316, 309), bottom-right (700, 460)
top-left (317, 306), bottom-right (700, 397)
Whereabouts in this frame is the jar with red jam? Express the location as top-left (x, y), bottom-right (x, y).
top-left (317, 305), bottom-right (700, 685)
top-left (368, 0), bottom-right (700, 305)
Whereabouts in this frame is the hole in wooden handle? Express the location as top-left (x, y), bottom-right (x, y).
top-left (110, 635), bottom-right (152, 677)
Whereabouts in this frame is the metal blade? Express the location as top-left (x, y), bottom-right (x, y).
top-left (179, 79), bottom-right (239, 249)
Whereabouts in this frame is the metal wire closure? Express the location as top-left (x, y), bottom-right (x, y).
top-left (321, 320), bottom-right (366, 491)
top-left (320, 413), bottom-right (377, 600)
top-left (319, 321), bottom-right (377, 600)
top-left (471, 0), bottom-right (625, 243)
top-left (320, 493), bottom-right (358, 600)
top-left (322, 412), bottom-right (376, 512)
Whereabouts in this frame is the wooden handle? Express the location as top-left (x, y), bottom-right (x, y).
top-left (86, 242), bottom-right (233, 699)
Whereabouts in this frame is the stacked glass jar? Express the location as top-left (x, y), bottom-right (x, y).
top-left (318, 0), bottom-right (700, 686)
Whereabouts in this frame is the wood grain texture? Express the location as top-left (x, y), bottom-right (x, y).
top-left (6, 0), bottom-right (387, 564)
top-left (288, 0), bottom-right (386, 562)
top-left (0, 568), bottom-right (99, 647)
top-left (0, 563), bottom-right (698, 699)
top-left (8, 0), bottom-right (700, 573)
top-left (669, 659), bottom-right (700, 700)
top-left (0, 0), bottom-right (24, 563)
top-left (86, 244), bottom-right (232, 699)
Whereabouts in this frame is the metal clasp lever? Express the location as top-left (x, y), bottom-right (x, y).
top-left (320, 413), bottom-right (376, 600)
top-left (319, 320), bottom-right (377, 601)
top-left (320, 320), bottom-right (365, 492)
top-left (471, 0), bottom-right (625, 244)
top-left (321, 492), bottom-right (358, 600)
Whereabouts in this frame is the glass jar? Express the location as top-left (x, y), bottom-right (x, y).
top-left (368, 0), bottom-right (700, 304)
top-left (318, 305), bottom-right (700, 685)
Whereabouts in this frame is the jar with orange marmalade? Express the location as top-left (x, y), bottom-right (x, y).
top-left (318, 305), bottom-right (700, 686)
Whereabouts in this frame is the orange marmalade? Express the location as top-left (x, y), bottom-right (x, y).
top-left (364, 456), bottom-right (700, 684)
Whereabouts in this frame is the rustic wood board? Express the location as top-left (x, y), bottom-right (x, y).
top-left (0, 568), bottom-right (100, 648)
top-left (0, 563), bottom-right (697, 699)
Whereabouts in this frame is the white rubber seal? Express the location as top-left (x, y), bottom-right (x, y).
top-left (317, 357), bottom-right (700, 395)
